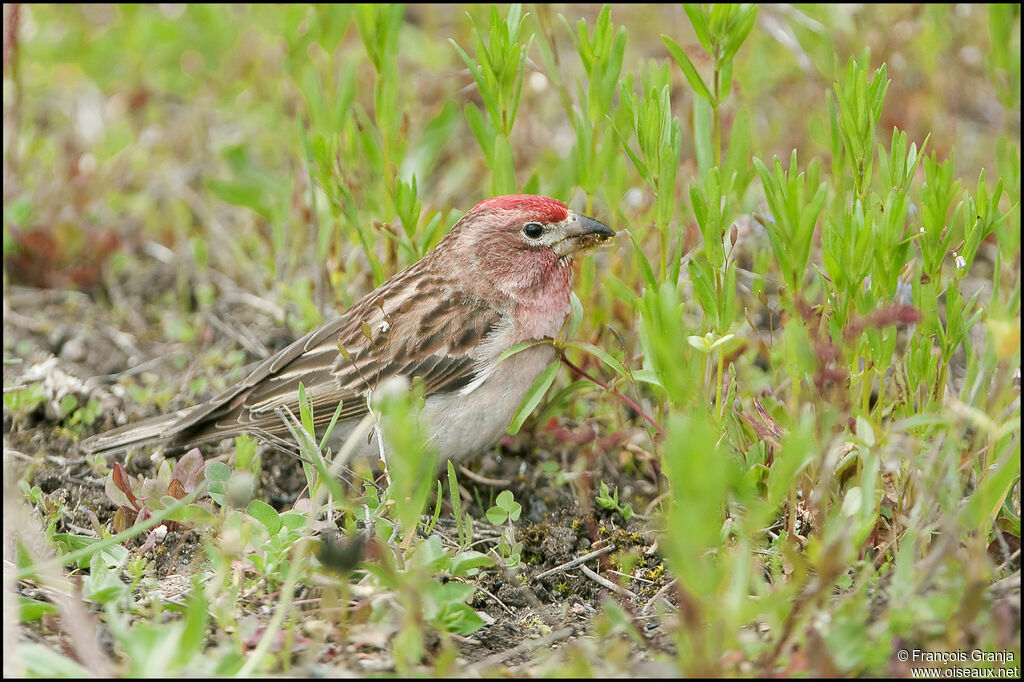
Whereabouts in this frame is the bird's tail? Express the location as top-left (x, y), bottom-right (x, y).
top-left (80, 406), bottom-right (200, 456)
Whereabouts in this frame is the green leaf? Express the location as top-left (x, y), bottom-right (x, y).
top-left (841, 486), bottom-right (864, 518)
top-left (486, 505), bottom-right (508, 525)
top-left (280, 511), bottom-right (307, 531)
top-left (298, 382), bottom-right (315, 436)
top-left (609, 107), bottom-right (652, 186)
top-left (604, 273), bottom-right (639, 306)
top-left (766, 413), bottom-right (815, 511)
top-left (84, 552), bottom-right (128, 604)
top-left (207, 179), bottom-right (272, 220)
top-left (721, 4), bottom-right (758, 62)
top-left (317, 397), bottom-right (347, 452)
top-left (435, 597), bottom-right (485, 636)
top-left (563, 341), bottom-right (628, 379)
top-left (507, 359), bottom-right (559, 435)
top-left (497, 339), bottom-right (551, 364)
top-left (496, 489), bottom-right (522, 521)
top-left (683, 4), bottom-right (713, 53)
top-left (407, 535), bottom-right (449, 573)
top-left (178, 585), bottom-right (210, 662)
top-left (961, 444), bottom-right (1021, 530)
top-left (205, 460), bottom-right (230, 507)
top-left (722, 106), bottom-right (752, 193)
top-left (204, 460), bottom-right (230, 484)
top-left (18, 596), bottom-right (57, 622)
top-left (437, 580), bottom-right (477, 606)
top-left (688, 257), bottom-right (721, 330)
top-left (246, 499), bottom-right (282, 536)
top-left (492, 134), bottom-right (517, 194)
top-left (447, 460), bottom-right (469, 548)
top-left (564, 291), bottom-right (584, 339)
top-left (59, 394), bottom-right (78, 416)
top-left (53, 534), bottom-right (129, 571)
top-left (663, 35), bottom-right (714, 104)
top-left (449, 550), bottom-right (494, 577)
top-left (693, 97), bottom-right (714, 177)
top-left (626, 229), bottom-right (658, 290)
top-left (401, 101), bottom-right (460, 184)
top-left (462, 103), bottom-right (493, 161)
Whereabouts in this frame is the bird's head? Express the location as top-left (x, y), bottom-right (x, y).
top-left (440, 194), bottom-right (615, 307)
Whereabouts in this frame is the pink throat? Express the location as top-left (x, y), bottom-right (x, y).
top-left (512, 257), bottom-right (574, 341)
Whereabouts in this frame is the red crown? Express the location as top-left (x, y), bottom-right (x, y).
top-left (473, 194), bottom-right (569, 223)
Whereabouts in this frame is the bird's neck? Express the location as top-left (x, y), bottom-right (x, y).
top-left (449, 238), bottom-right (575, 341)
top-left (509, 257), bottom-right (573, 341)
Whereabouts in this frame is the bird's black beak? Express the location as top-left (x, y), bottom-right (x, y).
top-left (554, 213), bottom-right (616, 257)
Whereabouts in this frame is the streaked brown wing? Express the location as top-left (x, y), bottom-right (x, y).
top-left (168, 272), bottom-right (502, 446)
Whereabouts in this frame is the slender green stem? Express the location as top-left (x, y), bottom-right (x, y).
top-left (791, 368), bottom-right (802, 415)
top-left (661, 223), bottom-right (668, 282)
top-left (716, 347), bottom-right (726, 420)
top-left (714, 265), bottom-right (726, 420)
top-left (712, 56), bottom-right (721, 166)
top-left (699, 348), bottom-right (709, 402)
top-left (933, 360), bottom-right (948, 406)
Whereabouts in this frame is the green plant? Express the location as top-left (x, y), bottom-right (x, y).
top-left (486, 489), bottom-right (522, 525)
top-left (614, 63), bottom-right (682, 283)
top-left (595, 481), bottom-right (634, 521)
top-left (106, 448), bottom-right (214, 532)
top-left (447, 461), bottom-right (474, 550)
top-left (3, 382), bottom-right (45, 426)
top-left (451, 4), bottom-right (532, 194)
top-left (664, 3), bottom-right (757, 167)
top-left (57, 394), bottom-right (103, 432)
top-left (486, 490), bottom-right (523, 568)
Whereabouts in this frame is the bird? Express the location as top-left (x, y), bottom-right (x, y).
top-left (81, 194), bottom-right (615, 465)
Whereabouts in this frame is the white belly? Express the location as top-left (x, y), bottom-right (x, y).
top-left (422, 343), bottom-right (556, 462)
top-left (324, 343), bottom-right (557, 466)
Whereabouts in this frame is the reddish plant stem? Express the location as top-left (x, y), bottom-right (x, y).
top-left (559, 352), bottom-right (665, 435)
top-left (4, 4), bottom-right (21, 177)
top-left (3, 4), bottom-right (19, 74)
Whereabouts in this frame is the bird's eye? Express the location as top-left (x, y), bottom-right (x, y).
top-left (522, 222), bottom-right (544, 239)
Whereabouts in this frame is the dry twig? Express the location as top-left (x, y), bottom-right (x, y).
top-left (579, 564), bottom-right (638, 600)
top-left (534, 544), bottom-right (615, 580)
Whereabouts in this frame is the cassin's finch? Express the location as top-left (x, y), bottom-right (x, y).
top-left (82, 194), bottom-right (615, 463)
